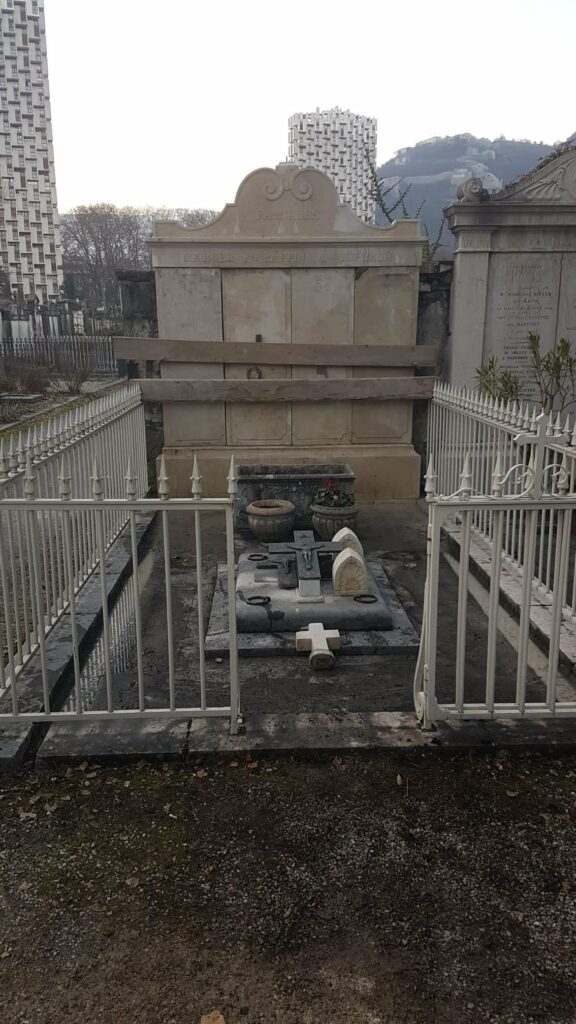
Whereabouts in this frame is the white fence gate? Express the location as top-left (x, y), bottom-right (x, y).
top-left (416, 384), bottom-right (576, 728)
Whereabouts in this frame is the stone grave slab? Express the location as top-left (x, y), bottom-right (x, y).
top-left (205, 558), bottom-right (419, 658)
top-left (235, 551), bottom-right (391, 632)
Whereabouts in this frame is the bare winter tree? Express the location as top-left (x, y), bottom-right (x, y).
top-left (61, 205), bottom-right (218, 312)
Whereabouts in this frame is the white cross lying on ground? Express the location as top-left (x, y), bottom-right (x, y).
top-left (295, 622), bottom-right (341, 670)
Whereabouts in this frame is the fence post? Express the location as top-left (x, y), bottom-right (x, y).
top-left (226, 456), bottom-right (240, 733)
top-left (191, 455), bottom-right (207, 711)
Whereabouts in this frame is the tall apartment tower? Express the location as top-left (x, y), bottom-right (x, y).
top-left (288, 108), bottom-right (377, 222)
top-left (0, 0), bottom-right (63, 304)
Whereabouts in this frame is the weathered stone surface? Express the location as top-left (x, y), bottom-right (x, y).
top-left (332, 548), bottom-right (368, 596)
top-left (206, 559), bottom-right (418, 657)
top-left (446, 148), bottom-right (576, 390)
top-left (148, 162), bottom-right (424, 498)
top-left (332, 527), bottom-right (363, 557)
top-left (295, 622), bottom-right (340, 670)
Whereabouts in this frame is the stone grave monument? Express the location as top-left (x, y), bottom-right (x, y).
top-left (446, 147), bottom-right (576, 396)
top-left (116, 162), bottom-right (435, 499)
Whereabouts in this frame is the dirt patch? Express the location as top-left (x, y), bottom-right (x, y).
top-left (1, 751), bottom-right (576, 1023)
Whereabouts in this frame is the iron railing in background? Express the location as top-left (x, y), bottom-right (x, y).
top-left (0, 335), bottom-right (117, 376)
top-left (0, 384), bottom-right (147, 690)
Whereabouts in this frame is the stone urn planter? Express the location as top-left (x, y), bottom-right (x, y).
top-left (310, 503), bottom-right (360, 541)
top-left (246, 499), bottom-right (296, 542)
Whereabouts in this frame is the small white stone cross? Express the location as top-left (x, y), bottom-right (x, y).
top-left (295, 622), bottom-right (341, 670)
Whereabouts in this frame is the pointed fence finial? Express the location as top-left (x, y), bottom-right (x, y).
top-left (158, 453), bottom-right (169, 500)
top-left (125, 455), bottom-right (136, 500)
top-left (425, 456), bottom-right (437, 501)
top-left (227, 454), bottom-right (237, 498)
top-left (59, 454), bottom-right (71, 500)
top-left (91, 455), bottom-right (103, 500)
top-left (23, 450), bottom-right (35, 500)
top-left (190, 454), bottom-right (202, 499)
top-left (491, 452), bottom-right (504, 497)
top-left (459, 452), bottom-right (472, 498)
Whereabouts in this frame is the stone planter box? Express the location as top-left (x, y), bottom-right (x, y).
top-left (235, 463), bottom-right (356, 531)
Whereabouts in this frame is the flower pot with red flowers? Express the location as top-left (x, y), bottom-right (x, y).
top-left (309, 478), bottom-right (359, 540)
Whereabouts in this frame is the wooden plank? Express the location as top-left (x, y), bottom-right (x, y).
top-left (138, 376), bottom-right (436, 403)
top-left (113, 337), bottom-right (439, 368)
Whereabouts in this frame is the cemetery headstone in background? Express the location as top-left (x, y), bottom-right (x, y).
top-left (446, 148), bottom-right (576, 398)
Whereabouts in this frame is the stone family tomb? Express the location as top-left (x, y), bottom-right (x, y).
top-left (120, 163), bottom-right (434, 498)
top-left (447, 148), bottom-right (576, 395)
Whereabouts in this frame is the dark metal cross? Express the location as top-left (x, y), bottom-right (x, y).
top-left (268, 530), bottom-right (342, 583)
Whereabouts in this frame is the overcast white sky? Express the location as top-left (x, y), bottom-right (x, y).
top-left (45, 0), bottom-right (576, 214)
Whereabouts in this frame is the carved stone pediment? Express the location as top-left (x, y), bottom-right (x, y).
top-left (492, 148), bottom-right (576, 204)
top-left (151, 163), bottom-right (422, 243)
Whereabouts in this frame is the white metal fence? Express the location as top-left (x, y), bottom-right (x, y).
top-left (0, 384), bottom-right (147, 692)
top-left (429, 384), bottom-right (576, 618)
top-left (0, 451), bottom-right (240, 733)
top-left (1, 335), bottom-right (117, 375)
top-left (417, 384), bottom-right (576, 727)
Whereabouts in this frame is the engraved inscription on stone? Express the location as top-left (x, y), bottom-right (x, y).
top-left (484, 255), bottom-right (561, 401)
top-left (332, 548), bottom-right (368, 597)
top-left (180, 246), bottom-right (402, 269)
top-left (494, 285), bottom-right (555, 398)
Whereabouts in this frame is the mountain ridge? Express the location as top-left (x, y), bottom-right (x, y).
top-left (375, 133), bottom-right (556, 247)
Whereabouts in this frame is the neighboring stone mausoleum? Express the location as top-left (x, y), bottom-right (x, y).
top-left (446, 147), bottom-right (576, 395)
top-left (130, 162), bottom-right (431, 498)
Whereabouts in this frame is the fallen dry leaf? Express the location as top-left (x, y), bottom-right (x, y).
top-left (44, 802), bottom-right (58, 814)
top-left (200, 1012), bottom-right (226, 1024)
top-left (77, 761), bottom-right (89, 772)
top-left (17, 807), bottom-right (36, 821)
top-left (196, 769), bottom-right (208, 779)
top-left (246, 761), bottom-right (258, 771)
top-left (229, 761), bottom-right (239, 769)
top-left (0, 950), bottom-right (10, 959)
top-left (85, 771), bottom-right (99, 780)
top-left (126, 877), bottom-right (139, 889)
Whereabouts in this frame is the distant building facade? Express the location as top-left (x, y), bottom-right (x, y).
top-left (0, 0), bottom-right (63, 305)
top-left (288, 108), bottom-right (377, 222)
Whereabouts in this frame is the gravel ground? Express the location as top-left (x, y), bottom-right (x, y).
top-left (1, 751), bottom-right (576, 1023)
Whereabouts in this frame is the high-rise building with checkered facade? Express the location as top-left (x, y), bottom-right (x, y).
top-left (0, 0), bottom-right (62, 304)
top-left (288, 108), bottom-right (377, 223)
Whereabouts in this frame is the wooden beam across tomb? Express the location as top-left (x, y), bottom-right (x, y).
top-left (113, 337), bottom-right (439, 369)
top-left (137, 376), bottom-right (436, 403)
